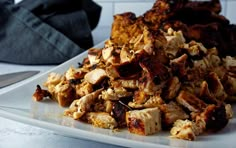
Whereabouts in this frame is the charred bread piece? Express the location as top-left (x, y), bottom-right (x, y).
top-left (126, 107), bottom-right (161, 135)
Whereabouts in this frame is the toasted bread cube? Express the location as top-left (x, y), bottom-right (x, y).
top-left (86, 112), bottom-right (117, 129)
top-left (159, 101), bottom-right (189, 128)
top-left (126, 107), bottom-right (161, 135)
top-left (225, 104), bottom-right (233, 119)
top-left (84, 68), bottom-right (107, 85)
top-left (170, 119), bottom-right (198, 141)
top-left (54, 82), bottom-right (75, 107)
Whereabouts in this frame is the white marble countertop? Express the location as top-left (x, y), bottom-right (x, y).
top-left (0, 26), bottom-right (123, 148)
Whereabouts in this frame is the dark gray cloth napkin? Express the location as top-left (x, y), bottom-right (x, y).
top-left (0, 0), bottom-right (101, 64)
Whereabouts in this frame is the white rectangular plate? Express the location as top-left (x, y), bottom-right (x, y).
top-left (0, 41), bottom-right (236, 148)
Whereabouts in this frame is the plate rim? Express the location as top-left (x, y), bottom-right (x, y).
top-left (0, 107), bottom-right (173, 148)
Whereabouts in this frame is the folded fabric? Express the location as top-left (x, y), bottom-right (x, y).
top-left (0, 0), bottom-right (101, 64)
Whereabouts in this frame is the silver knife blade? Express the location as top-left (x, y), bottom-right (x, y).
top-left (0, 71), bottom-right (40, 88)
